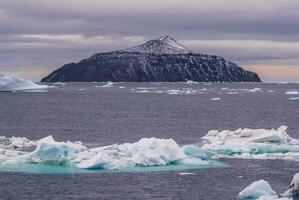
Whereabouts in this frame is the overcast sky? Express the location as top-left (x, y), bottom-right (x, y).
top-left (0, 0), bottom-right (299, 82)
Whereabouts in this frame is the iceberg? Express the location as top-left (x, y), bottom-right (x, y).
top-left (76, 138), bottom-right (192, 169)
top-left (0, 73), bottom-right (48, 91)
top-left (0, 136), bottom-right (222, 173)
top-left (239, 180), bottom-right (276, 199)
top-left (200, 126), bottom-right (299, 160)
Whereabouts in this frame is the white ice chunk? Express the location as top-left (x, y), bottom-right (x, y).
top-left (0, 73), bottom-right (48, 91)
top-left (185, 80), bottom-right (199, 85)
top-left (210, 97), bottom-right (221, 101)
top-left (288, 97), bottom-right (299, 100)
top-left (286, 91), bottom-right (299, 95)
top-left (97, 81), bottom-right (113, 88)
top-left (201, 126), bottom-right (299, 159)
top-left (77, 137), bottom-right (187, 169)
top-left (239, 180), bottom-right (276, 199)
top-left (8, 136), bottom-right (36, 149)
top-left (30, 135), bottom-right (87, 165)
top-left (76, 152), bottom-right (112, 169)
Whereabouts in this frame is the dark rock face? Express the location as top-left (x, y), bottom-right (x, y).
top-left (41, 36), bottom-right (261, 82)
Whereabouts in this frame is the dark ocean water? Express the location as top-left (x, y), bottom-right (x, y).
top-left (0, 82), bottom-right (298, 199)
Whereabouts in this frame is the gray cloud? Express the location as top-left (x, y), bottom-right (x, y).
top-left (0, 0), bottom-right (298, 81)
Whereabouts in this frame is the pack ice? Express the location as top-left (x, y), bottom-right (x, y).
top-left (200, 126), bottom-right (299, 160)
top-left (0, 73), bottom-right (48, 91)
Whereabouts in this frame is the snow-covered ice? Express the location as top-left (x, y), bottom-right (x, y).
top-left (239, 180), bottom-right (276, 199)
top-left (0, 73), bottom-right (48, 92)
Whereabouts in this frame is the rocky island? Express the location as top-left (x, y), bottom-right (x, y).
top-left (41, 36), bottom-right (261, 82)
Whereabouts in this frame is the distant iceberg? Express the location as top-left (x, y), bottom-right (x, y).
top-left (0, 73), bottom-right (48, 91)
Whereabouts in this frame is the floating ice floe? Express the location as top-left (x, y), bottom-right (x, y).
top-left (0, 73), bottom-right (48, 92)
top-left (240, 173), bottom-right (299, 200)
top-left (239, 180), bottom-right (276, 199)
top-left (286, 91), bottom-right (299, 95)
top-left (210, 97), bottom-right (221, 101)
top-left (0, 136), bottom-right (222, 173)
top-left (133, 88), bottom-right (199, 95)
top-left (227, 91), bottom-right (238, 94)
top-left (247, 88), bottom-right (262, 92)
top-left (200, 126), bottom-right (299, 160)
top-left (288, 97), bottom-right (299, 100)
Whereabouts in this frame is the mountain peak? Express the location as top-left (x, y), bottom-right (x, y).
top-left (158, 35), bottom-right (176, 42)
top-left (121, 35), bottom-right (192, 54)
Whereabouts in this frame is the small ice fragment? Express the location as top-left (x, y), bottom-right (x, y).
top-left (210, 97), bottom-right (221, 101)
top-left (247, 88), bottom-right (262, 92)
top-left (186, 80), bottom-right (198, 85)
top-left (239, 180), bottom-right (276, 199)
top-left (288, 97), bottom-right (299, 100)
top-left (286, 91), bottom-right (299, 95)
top-left (179, 172), bottom-right (195, 175)
top-left (96, 81), bottom-right (113, 88)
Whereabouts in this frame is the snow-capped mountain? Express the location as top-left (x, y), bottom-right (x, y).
top-left (121, 35), bottom-right (192, 54)
top-left (41, 36), bottom-right (261, 82)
